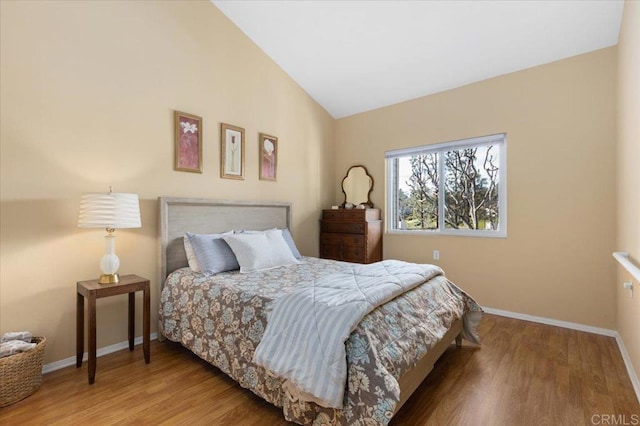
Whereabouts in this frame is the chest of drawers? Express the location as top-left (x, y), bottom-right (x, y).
top-left (319, 209), bottom-right (382, 264)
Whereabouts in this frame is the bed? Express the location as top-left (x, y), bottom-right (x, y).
top-left (158, 197), bottom-right (482, 425)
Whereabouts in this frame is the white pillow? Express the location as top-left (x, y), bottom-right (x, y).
top-left (183, 235), bottom-right (201, 272)
top-left (222, 229), bottom-right (299, 273)
top-left (237, 228), bottom-right (302, 260)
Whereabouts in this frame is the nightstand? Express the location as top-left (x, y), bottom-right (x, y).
top-left (76, 274), bottom-right (150, 384)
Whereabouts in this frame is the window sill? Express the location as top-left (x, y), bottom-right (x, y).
top-left (386, 229), bottom-right (507, 238)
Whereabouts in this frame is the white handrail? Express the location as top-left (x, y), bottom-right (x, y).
top-left (613, 252), bottom-right (640, 282)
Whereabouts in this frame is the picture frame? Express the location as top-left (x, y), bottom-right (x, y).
top-left (174, 111), bottom-right (202, 173)
top-left (259, 133), bottom-right (278, 181)
top-left (220, 123), bottom-right (245, 180)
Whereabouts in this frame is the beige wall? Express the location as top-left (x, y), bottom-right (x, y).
top-left (0, 0), bottom-right (631, 371)
top-left (616, 0), bottom-right (640, 377)
top-left (0, 1), bottom-right (335, 364)
top-left (336, 48), bottom-right (617, 329)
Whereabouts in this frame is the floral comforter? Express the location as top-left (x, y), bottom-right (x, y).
top-left (159, 257), bottom-right (482, 425)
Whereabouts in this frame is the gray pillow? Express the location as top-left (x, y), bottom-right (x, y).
top-left (281, 228), bottom-right (302, 260)
top-left (185, 231), bottom-right (239, 275)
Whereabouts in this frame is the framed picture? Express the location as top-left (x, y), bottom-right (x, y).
top-left (259, 133), bottom-right (278, 181)
top-left (174, 111), bottom-right (202, 173)
top-left (220, 123), bottom-right (245, 180)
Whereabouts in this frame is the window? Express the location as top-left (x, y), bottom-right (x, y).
top-left (386, 133), bottom-right (507, 237)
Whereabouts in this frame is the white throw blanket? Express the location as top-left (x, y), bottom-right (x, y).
top-left (1, 331), bottom-right (32, 343)
top-left (252, 260), bottom-right (443, 409)
top-left (0, 331), bottom-right (35, 358)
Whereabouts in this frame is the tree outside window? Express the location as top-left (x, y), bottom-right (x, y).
top-left (387, 134), bottom-right (506, 237)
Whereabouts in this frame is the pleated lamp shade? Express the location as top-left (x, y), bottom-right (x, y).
top-left (78, 192), bottom-right (141, 284)
top-left (78, 193), bottom-right (141, 229)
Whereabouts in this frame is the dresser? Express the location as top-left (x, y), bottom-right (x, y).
top-left (320, 209), bottom-right (382, 264)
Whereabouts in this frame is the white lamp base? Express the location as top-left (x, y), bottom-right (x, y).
top-left (99, 234), bottom-right (121, 285)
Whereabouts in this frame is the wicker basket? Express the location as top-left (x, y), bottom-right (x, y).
top-left (0, 336), bottom-right (46, 407)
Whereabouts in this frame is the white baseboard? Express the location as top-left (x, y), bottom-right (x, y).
top-left (484, 307), bottom-right (640, 404)
top-left (614, 333), bottom-right (640, 405)
top-left (482, 307), bottom-right (617, 336)
top-left (42, 332), bottom-right (158, 374)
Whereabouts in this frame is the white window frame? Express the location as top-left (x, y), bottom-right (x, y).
top-left (385, 133), bottom-right (507, 238)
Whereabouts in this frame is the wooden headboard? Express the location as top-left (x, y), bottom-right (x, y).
top-left (158, 197), bottom-right (292, 282)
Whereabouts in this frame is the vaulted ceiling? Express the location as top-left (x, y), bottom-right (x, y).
top-left (213, 1), bottom-right (624, 118)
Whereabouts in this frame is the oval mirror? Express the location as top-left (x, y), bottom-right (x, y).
top-left (342, 165), bottom-right (374, 208)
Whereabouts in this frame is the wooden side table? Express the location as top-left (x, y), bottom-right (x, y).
top-left (76, 274), bottom-right (150, 384)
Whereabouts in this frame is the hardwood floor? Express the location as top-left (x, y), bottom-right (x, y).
top-left (1, 314), bottom-right (638, 425)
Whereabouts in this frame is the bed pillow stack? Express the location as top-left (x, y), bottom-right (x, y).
top-left (184, 228), bottom-right (302, 275)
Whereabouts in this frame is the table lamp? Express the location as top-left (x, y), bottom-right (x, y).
top-left (78, 189), bottom-right (141, 284)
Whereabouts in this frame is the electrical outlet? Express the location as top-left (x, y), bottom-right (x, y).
top-left (433, 250), bottom-right (440, 260)
top-left (623, 281), bottom-right (634, 298)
